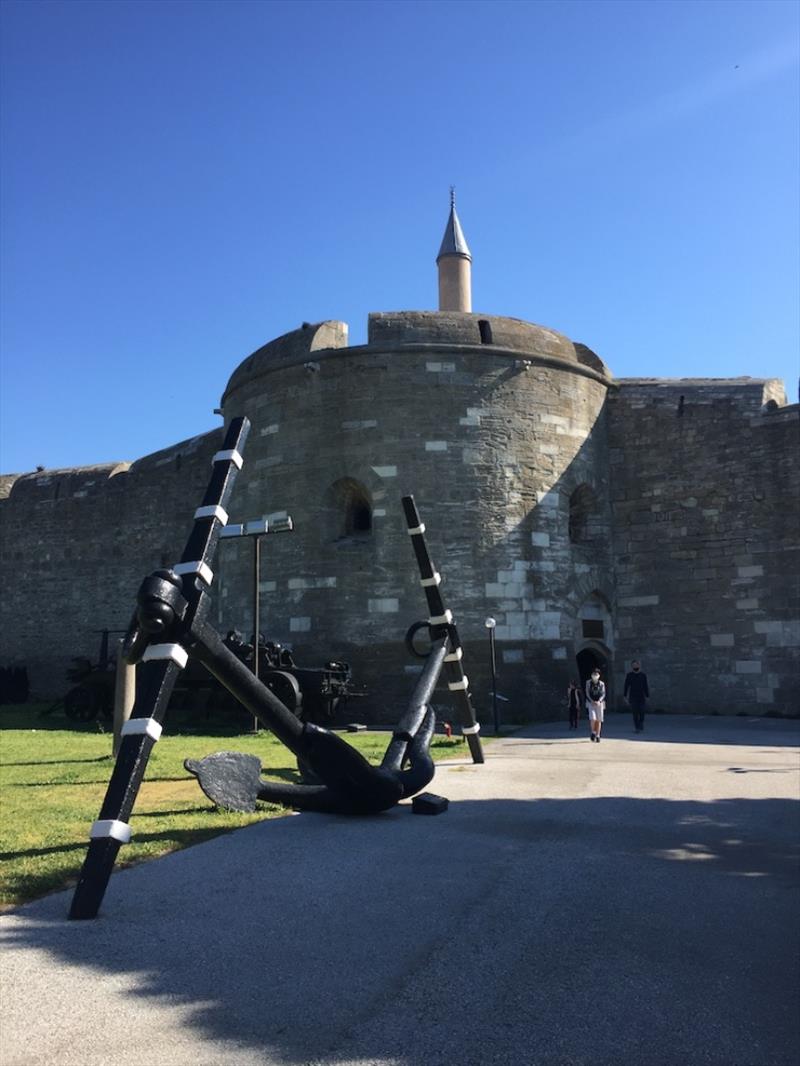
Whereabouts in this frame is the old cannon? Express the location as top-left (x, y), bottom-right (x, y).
top-left (170, 629), bottom-right (365, 725)
top-left (62, 629), bottom-right (126, 722)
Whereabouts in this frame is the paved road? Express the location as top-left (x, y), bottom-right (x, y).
top-left (1, 714), bottom-right (798, 1066)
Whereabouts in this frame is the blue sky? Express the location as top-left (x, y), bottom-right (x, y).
top-left (1, 0), bottom-right (798, 473)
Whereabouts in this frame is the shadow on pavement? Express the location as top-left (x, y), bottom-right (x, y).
top-left (2, 792), bottom-right (799, 1066)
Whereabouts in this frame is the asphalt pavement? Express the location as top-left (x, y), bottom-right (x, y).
top-left (1, 713), bottom-right (798, 1066)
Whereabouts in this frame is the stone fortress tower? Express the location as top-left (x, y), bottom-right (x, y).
top-left (1, 199), bottom-right (798, 720)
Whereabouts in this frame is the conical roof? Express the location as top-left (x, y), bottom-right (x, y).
top-left (436, 195), bottom-right (471, 262)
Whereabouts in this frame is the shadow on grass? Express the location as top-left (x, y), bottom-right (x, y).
top-left (1, 757), bottom-right (112, 768)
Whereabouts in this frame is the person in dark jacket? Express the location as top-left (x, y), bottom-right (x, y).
top-left (567, 680), bottom-right (582, 730)
top-left (624, 660), bottom-right (650, 732)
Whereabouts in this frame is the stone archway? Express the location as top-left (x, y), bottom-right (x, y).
top-left (575, 640), bottom-right (613, 702)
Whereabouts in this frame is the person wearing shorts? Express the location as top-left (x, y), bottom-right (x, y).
top-left (585, 669), bottom-right (606, 742)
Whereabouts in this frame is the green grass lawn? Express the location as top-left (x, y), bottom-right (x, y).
top-left (0, 704), bottom-right (474, 909)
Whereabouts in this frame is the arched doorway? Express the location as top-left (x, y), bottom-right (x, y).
top-left (575, 641), bottom-right (612, 704)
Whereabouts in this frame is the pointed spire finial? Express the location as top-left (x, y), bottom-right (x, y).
top-left (450, 185), bottom-right (456, 209)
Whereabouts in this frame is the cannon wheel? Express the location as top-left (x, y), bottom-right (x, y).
top-left (262, 670), bottom-right (302, 716)
top-left (64, 684), bottom-right (101, 722)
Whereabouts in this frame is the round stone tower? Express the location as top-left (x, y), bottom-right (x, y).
top-left (216, 207), bottom-right (614, 722)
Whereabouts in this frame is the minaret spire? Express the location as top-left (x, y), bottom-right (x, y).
top-left (437, 189), bottom-right (472, 312)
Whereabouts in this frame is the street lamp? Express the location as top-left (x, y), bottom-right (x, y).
top-left (220, 516), bottom-right (294, 730)
top-left (485, 616), bottom-right (499, 736)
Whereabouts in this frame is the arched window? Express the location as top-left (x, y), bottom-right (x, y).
top-left (568, 483), bottom-right (599, 544)
top-left (325, 477), bottom-right (373, 540)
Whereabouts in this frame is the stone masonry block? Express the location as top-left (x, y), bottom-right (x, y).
top-left (618, 595), bottom-right (660, 607)
top-left (368, 598), bottom-right (399, 613)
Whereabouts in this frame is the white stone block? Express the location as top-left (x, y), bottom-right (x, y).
top-left (290, 617), bottom-right (311, 632)
top-left (531, 532), bottom-right (550, 547)
top-left (485, 583), bottom-right (505, 598)
top-left (754, 620), bottom-right (782, 634)
top-left (771, 620), bottom-right (800, 647)
top-left (737, 565), bottom-right (764, 578)
top-left (459, 414), bottom-right (480, 426)
top-left (551, 646), bottom-right (568, 659)
top-left (372, 508), bottom-right (386, 517)
top-left (524, 599), bottom-right (547, 611)
top-left (371, 465), bottom-right (397, 478)
top-left (425, 441), bottom-right (448, 451)
top-left (735, 660), bottom-right (762, 674)
top-left (536, 490), bottom-right (560, 508)
top-left (618, 595), bottom-right (660, 607)
top-left (288, 577), bottom-right (337, 590)
top-left (736, 598), bottom-right (759, 610)
top-left (259, 423), bottom-right (280, 435)
top-left (368, 597), bottom-right (399, 613)
top-left (710, 634), bottom-right (734, 647)
top-left (258, 581), bottom-right (277, 593)
top-left (507, 583), bottom-right (531, 598)
top-left (502, 650), bottom-right (524, 664)
top-left (530, 612), bottom-right (561, 640)
top-left (529, 561), bottom-right (556, 572)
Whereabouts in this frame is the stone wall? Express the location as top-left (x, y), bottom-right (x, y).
top-left (0, 430), bottom-right (221, 695)
top-left (608, 379), bottom-right (799, 715)
top-left (1, 314), bottom-right (796, 727)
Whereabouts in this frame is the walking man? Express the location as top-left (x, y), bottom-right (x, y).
top-left (585, 669), bottom-right (606, 742)
top-left (624, 660), bottom-right (650, 733)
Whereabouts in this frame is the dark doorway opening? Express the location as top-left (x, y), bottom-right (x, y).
top-left (576, 646), bottom-right (608, 688)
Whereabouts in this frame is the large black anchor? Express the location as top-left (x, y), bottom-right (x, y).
top-left (69, 417), bottom-right (482, 919)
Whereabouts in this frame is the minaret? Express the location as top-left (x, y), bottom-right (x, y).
top-left (436, 188), bottom-right (472, 312)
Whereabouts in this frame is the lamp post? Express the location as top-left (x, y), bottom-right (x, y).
top-left (220, 516), bottom-right (294, 731)
top-left (485, 616), bottom-right (499, 735)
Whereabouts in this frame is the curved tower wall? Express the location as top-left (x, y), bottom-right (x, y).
top-left (218, 312), bottom-right (613, 721)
